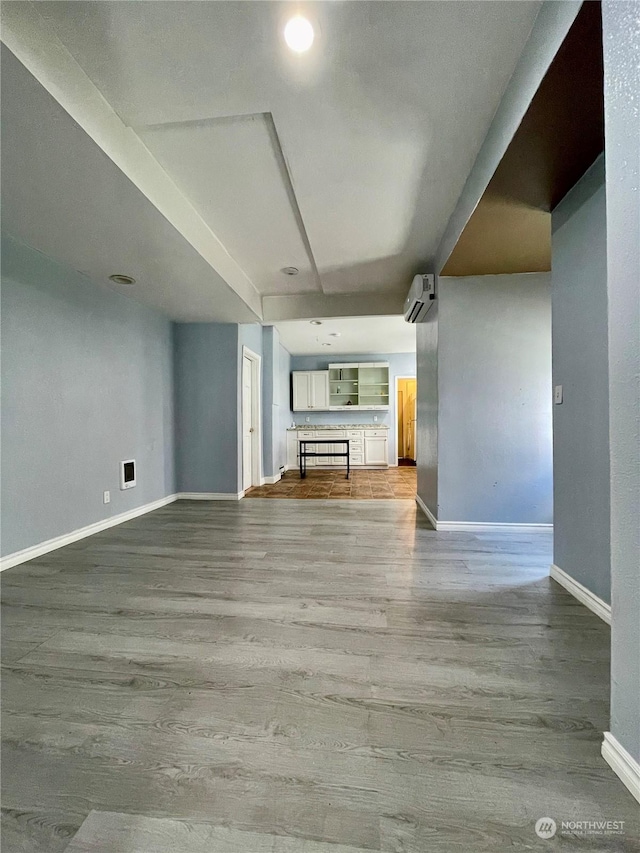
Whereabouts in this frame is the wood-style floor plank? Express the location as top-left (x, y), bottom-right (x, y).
top-left (1, 499), bottom-right (638, 852)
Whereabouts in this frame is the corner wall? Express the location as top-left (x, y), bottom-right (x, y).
top-left (278, 343), bottom-right (292, 471)
top-left (416, 275), bottom-right (553, 526)
top-left (1, 235), bottom-right (175, 558)
top-left (173, 323), bottom-right (240, 495)
top-left (602, 0), bottom-right (640, 769)
top-left (437, 274), bottom-right (552, 524)
top-left (551, 156), bottom-right (610, 602)
top-left (416, 311), bottom-right (439, 517)
top-left (261, 327), bottom-right (291, 480)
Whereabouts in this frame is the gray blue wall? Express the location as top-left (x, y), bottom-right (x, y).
top-left (237, 323), bottom-right (264, 488)
top-left (416, 310), bottom-right (439, 518)
top-left (260, 326), bottom-right (291, 479)
top-left (173, 322), bottom-right (289, 492)
top-left (290, 352), bottom-right (416, 464)
top-left (416, 275), bottom-right (553, 525)
top-left (278, 343), bottom-right (292, 472)
top-left (437, 274), bottom-right (552, 524)
top-left (173, 323), bottom-right (239, 495)
top-left (262, 326), bottom-right (278, 479)
top-left (1, 235), bottom-right (175, 557)
top-left (552, 156), bottom-right (610, 602)
top-left (602, 0), bottom-right (640, 765)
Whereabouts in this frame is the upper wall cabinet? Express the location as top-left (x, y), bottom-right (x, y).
top-left (292, 363), bottom-right (390, 412)
top-left (329, 362), bottom-right (389, 410)
top-left (292, 371), bottom-right (330, 411)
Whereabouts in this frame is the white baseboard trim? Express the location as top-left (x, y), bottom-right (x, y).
top-left (415, 495), bottom-right (438, 529)
top-left (263, 474), bottom-right (282, 485)
top-left (177, 492), bottom-right (244, 501)
top-left (437, 521), bottom-right (553, 533)
top-left (0, 494), bottom-right (178, 572)
top-left (602, 732), bottom-right (640, 804)
top-left (414, 497), bottom-right (552, 535)
top-left (549, 564), bottom-right (611, 624)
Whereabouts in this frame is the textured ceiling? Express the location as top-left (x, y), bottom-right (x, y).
top-left (2, 1), bottom-right (542, 319)
top-left (442, 1), bottom-right (604, 277)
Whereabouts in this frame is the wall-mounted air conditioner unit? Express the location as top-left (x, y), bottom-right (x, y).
top-left (404, 274), bottom-right (436, 323)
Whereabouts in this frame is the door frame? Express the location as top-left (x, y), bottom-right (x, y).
top-left (242, 346), bottom-right (262, 492)
top-left (394, 375), bottom-right (417, 466)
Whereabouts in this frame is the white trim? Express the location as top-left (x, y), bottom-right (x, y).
top-left (242, 346), bottom-right (262, 491)
top-left (394, 374), bottom-right (417, 465)
top-left (177, 492), bottom-right (244, 501)
top-left (415, 495), bottom-right (438, 529)
top-left (602, 733), bottom-right (640, 804)
top-left (0, 494), bottom-right (177, 572)
top-left (414, 499), bottom-right (553, 535)
top-left (264, 474), bottom-right (282, 485)
top-left (549, 564), bottom-right (611, 624)
top-left (437, 521), bottom-right (553, 534)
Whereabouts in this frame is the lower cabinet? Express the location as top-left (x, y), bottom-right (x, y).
top-left (364, 436), bottom-right (388, 465)
top-left (287, 429), bottom-right (388, 468)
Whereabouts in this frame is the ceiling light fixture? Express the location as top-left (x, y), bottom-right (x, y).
top-left (281, 266), bottom-right (299, 276)
top-left (284, 15), bottom-right (314, 53)
top-left (109, 274), bottom-right (136, 285)
top-left (329, 332), bottom-right (341, 337)
top-left (322, 342), bottom-right (332, 347)
top-left (310, 320), bottom-right (322, 325)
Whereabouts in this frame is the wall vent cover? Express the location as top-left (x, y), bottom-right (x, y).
top-left (120, 459), bottom-right (136, 490)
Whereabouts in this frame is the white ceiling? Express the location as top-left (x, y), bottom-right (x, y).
top-left (276, 315), bottom-right (416, 356)
top-left (1, 1), bottom-right (541, 321)
top-left (0, 47), bottom-right (259, 322)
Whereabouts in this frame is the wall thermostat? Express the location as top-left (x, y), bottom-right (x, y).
top-left (120, 459), bottom-right (136, 490)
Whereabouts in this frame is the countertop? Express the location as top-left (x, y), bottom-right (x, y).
top-left (287, 424), bottom-right (389, 431)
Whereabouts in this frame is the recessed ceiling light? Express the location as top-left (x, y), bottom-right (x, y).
top-left (109, 274), bottom-right (136, 285)
top-left (322, 343), bottom-right (332, 347)
top-left (284, 15), bottom-right (314, 53)
top-left (281, 266), bottom-right (299, 276)
top-left (310, 320), bottom-right (322, 325)
top-left (329, 332), bottom-right (341, 337)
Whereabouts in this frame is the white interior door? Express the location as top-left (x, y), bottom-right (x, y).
top-left (242, 355), bottom-right (253, 490)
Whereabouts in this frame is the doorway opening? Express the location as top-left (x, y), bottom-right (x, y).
top-left (396, 376), bottom-right (417, 466)
top-left (242, 346), bottom-right (262, 492)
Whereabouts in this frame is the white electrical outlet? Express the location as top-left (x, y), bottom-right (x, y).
top-left (373, 415), bottom-right (378, 422)
top-left (103, 490), bottom-right (111, 504)
top-left (554, 385), bottom-right (563, 405)
top-left (305, 416), bottom-right (310, 423)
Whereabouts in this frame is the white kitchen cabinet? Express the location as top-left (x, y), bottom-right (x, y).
top-left (287, 428), bottom-right (388, 468)
top-left (315, 430), bottom-right (346, 466)
top-left (364, 432), bottom-right (389, 465)
top-left (328, 362), bottom-right (389, 410)
top-left (292, 371), bottom-right (330, 411)
top-left (294, 364), bottom-right (389, 412)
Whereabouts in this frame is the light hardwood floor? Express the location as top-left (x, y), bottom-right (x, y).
top-left (1, 499), bottom-right (638, 851)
